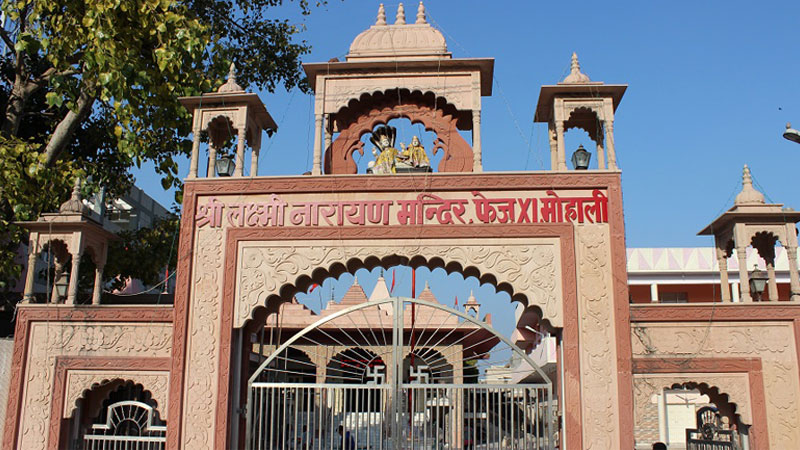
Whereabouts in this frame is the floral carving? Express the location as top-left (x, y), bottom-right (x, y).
top-left (236, 240), bottom-right (558, 328)
top-left (576, 225), bottom-right (617, 450)
top-left (182, 228), bottom-right (223, 448)
top-left (16, 323), bottom-right (171, 450)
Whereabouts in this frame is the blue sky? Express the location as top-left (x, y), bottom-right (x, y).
top-left (131, 1), bottom-right (800, 340)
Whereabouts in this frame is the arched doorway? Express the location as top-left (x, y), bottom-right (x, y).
top-left (245, 296), bottom-right (553, 449)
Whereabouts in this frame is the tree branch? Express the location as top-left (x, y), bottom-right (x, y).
top-left (0, 27), bottom-right (15, 53)
top-left (43, 88), bottom-right (96, 166)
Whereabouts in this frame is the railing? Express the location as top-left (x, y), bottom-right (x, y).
top-left (246, 383), bottom-right (553, 450)
top-left (82, 435), bottom-right (166, 450)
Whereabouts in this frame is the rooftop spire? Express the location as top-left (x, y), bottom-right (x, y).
top-left (561, 52), bottom-right (591, 84)
top-left (59, 177), bottom-right (88, 215)
top-left (734, 164), bottom-right (766, 206)
top-left (415, 1), bottom-right (427, 24)
top-left (376, 3), bottom-right (387, 25)
top-left (396, 3), bottom-right (406, 25)
top-left (218, 62), bottom-right (244, 93)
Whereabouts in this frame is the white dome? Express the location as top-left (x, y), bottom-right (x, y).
top-left (347, 3), bottom-right (450, 61)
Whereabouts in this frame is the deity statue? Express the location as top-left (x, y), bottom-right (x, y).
top-left (367, 126), bottom-right (432, 174)
top-left (398, 136), bottom-right (430, 169)
top-left (368, 126), bottom-right (398, 174)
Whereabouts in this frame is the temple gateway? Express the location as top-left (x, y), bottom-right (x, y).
top-left (3, 3), bottom-right (800, 450)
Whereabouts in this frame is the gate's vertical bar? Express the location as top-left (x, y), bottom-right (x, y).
top-left (245, 383), bottom-right (254, 450)
top-left (391, 296), bottom-right (401, 449)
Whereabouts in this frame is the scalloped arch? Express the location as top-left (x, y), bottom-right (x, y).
top-left (66, 377), bottom-right (168, 421)
top-left (239, 249), bottom-right (557, 332)
top-left (325, 89), bottom-right (473, 174)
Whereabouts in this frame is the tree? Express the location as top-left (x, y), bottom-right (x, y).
top-left (0, 0), bottom-right (324, 290)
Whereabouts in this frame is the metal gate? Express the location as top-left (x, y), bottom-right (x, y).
top-left (82, 400), bottom-right (166, 450)
top-left (246, 296), bottom-right (554, 449)
top-left (685, 407), bottom-right (735, 450)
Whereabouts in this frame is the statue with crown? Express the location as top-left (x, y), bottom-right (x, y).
top-left (367, 125), bottom-right (431, 174)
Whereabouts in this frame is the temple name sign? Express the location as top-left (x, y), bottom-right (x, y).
top-left (195, 189), bottom-right (608, 228)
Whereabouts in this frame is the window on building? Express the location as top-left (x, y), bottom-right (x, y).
top-left (659, 292), bottom-right (689, 303)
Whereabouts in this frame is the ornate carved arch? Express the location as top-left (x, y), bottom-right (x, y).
top-left (325, 90), bottom-right (474, 174)
top-left (237, 242), bottom-right (559, 330)
top-left (633, 376), bottom-right (751, 426)
top-left (67, 376), bottom-right (169, 420)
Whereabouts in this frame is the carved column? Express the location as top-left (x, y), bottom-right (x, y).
top-left (66, 250), bottom-right (82, 305)
top-left (250, 130), bottom-right (261, 177)
top-left (472, 109), bottom-right (482, 172)
top-left (324, 116), bottom-right (332, 161)
top-left (207, 141), bottom-right (218, 178)
top-left (736, 246), bottom-right (751, 302)
top-left (92, 263), bottom-right (104, 305)
top-left (787, 247), bottom-right (800, 301)
top-left (188, 125), bottom-right (201, 178)
top-left (548, 121), bottom-right (558, 170)
top-left (234, 127), bottom-right (246, 177)
top-left (605, 120), bottom-right (618, 170)
top-left (717, 248), bottom-right (731, 302)
top-left (22, 247), bottom-right (37, 302)
top-left (51, 259), bottom-right (64, 303)
top-left (312, 114), bottom-right (323, 175)
top-left (766, 258), bottom-right (778, 301)
top-left (596, 136), bottom-right (607, 170)
top-left (785, 224), bottom-right (800, 301)
top-left (555, 122), bottom-right (567, 171)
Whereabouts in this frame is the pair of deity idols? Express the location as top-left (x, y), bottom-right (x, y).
top-left (367, 126), bottom-right (431, 174)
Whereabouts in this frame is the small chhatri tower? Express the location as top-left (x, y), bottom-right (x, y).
top-left (179, 64), bottom-right (277, 178)
top-left (699, 165), bottom-right (800, 301)
top-left (535, 53), bottom-right (627, 171)
top-left (304, 2), bottom-right (494, 174)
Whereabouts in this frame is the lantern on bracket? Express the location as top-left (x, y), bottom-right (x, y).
top-left (749, 265), bottom-right (769, 301)
top-left (571, 144), bottom-right (591, 170)
top-left (215, 154), bottom-right (236, 177)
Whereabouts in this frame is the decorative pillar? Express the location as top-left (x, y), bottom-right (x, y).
top-left (92, 263), bottom-right (104, 305)
top-left (312, 114), bottom-right (323, 175)
top-left (736, 247), bottom-right (752, 302)
top-left (548, 122), bottom-right (558, 170)
top-left (324, 116), bottom-right (332, 160)
top-left (732, 282), bottom-right (740, 302)
top-left (717, 249), bottom-right (731, 302)
top-left (234, 127), bottom-right (246, 177)
top-left (66, 250), bottom-right (82, 305)
top-left (250, 131), bottom-right (261, 177)
top-left (657, 388), bottom-right (667, 444)
top-left (786, 246), bottom-right (800, 301)
top-left (472, 110), bottom-right (482, 172)
top-left (650, 284), bottom-right (659, 303)
top-left (22, 247), bottom-right (37, 303)
top-left (555, 122), bottom-right (567, 170)
top-left (188, 126), bottom-right (201, 178)
top-left (605, 120), bottom-right (618, 170)
top-left (51, 260), bottom-right (65, 303)
top-left (596, 138), bottom-right (607, 170)
top-left (766, 258), bottom-right (778, 301)
top-left (207, 141), bottom-right (218, 178)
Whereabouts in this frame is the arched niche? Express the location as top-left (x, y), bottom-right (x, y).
top-left (325, 89), bottom-right (474, 174)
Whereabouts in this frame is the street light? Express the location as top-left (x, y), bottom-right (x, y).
top-left (749, 265), bottom-right (769, 301)
top-left (54, 273), bottom-right (68, 301)
top-left (784, 123), bottom-right (800, 144)
top-left (571, 144), bottom-right (591, 170)
top-left (215, 154), bottom-right (236, 177)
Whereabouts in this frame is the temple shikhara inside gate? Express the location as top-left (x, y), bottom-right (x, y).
top-left (4, 3), bottom-right (800, 450)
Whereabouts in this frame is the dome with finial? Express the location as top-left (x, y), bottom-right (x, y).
top-left (347, 2), bottom-right (450, 61)
top-left (560, 52), bottom-right (592, 84)
top-left (734, 164), bottom-right (766, 206)
top-left (59, 177), bottom-right (89, 215)
top-left (217, 63), bottom-right (244, 93)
